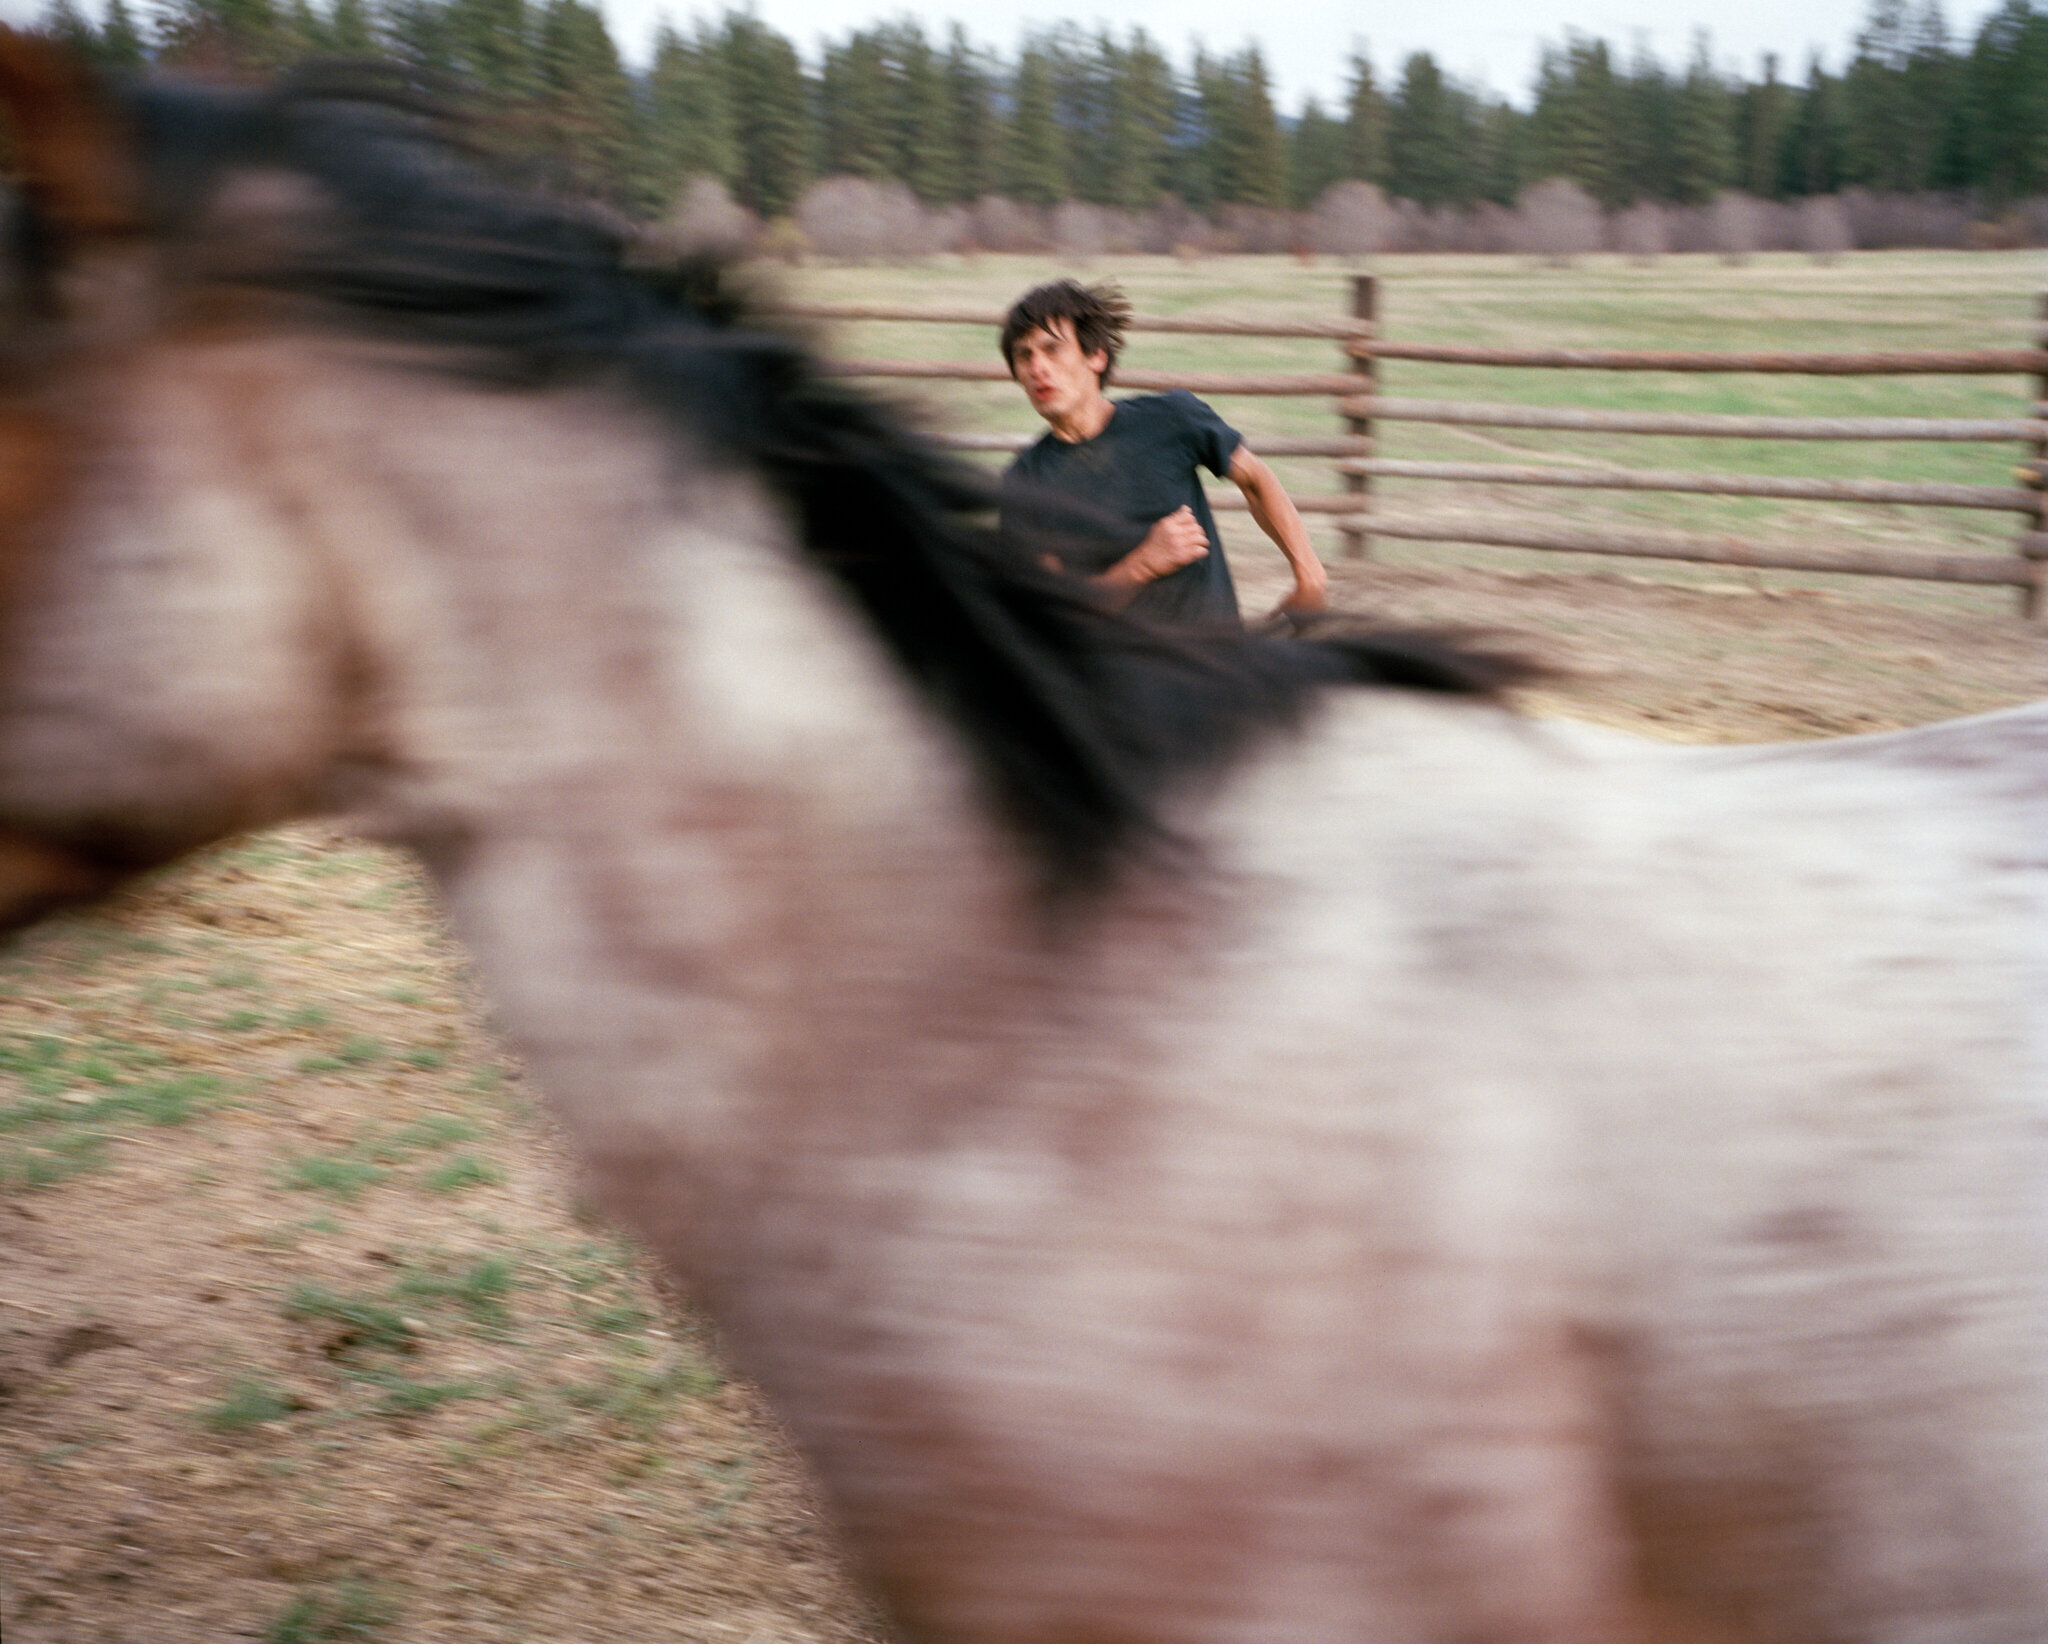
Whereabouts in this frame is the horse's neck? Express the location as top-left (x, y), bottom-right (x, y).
top-left (308, 357), bottom-right (1022, 1228)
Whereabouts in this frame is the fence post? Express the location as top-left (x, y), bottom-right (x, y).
top-left (1339, 274), bottom-right (1377, 560)
top-left (2026, 291), bottom-right (2048, 622)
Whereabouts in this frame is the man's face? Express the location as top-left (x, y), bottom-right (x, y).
top-left (1009, 318), bottom-right (1109, 423)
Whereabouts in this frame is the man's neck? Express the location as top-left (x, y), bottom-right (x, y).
top-left (1044, 390), bottom-right (1115, 444)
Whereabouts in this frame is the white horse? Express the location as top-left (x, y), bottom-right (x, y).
top-left (1, 39), bottom-right (2045, 1643)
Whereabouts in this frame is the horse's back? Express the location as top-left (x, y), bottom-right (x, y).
top-left (1181, 695), bottom-right (2048, 1641)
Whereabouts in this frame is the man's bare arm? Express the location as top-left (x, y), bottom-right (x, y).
top-left (1228, 446), bottom-right (1328, 614)
top-left (1086, 507), bottom-right (1210, 609)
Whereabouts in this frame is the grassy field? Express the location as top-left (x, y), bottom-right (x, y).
top-left (776, 249), bottom-right (2048, 613)
top-left (0, 832), bottom-right (878, 1642)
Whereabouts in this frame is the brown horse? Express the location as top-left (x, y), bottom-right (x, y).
top-left (2, 37), bottom-right (2047, 1644)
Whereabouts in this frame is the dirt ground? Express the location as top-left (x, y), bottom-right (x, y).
top-left (3, 556), bottom-right (2045, 1644)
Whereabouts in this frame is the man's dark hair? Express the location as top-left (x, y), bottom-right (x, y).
top-left (1000, 280), bottom-right (1133, 385)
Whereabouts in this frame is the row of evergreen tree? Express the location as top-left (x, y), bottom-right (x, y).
top-left (42, 0), bottom-right (2048, 221)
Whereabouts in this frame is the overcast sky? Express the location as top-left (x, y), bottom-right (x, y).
top-left (593, 0), bottom-right (2005, 109)
top-left (6, 0), bottom-right (2013, 110)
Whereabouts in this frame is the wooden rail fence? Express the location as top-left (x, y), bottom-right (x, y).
top-left (772, 277), bottom-right (2048, 618)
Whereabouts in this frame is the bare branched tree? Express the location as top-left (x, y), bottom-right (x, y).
top-left (1613, 200), bottom-right (1669, 263)
top-left (969, 195), bottom-right (1051, 253)
top-left (1707, 190), bottom-right (1765, 263)
top-left (797, 176), bottom-right (931, 261)
top-left (1511, 177), bottom-right (1602, 265)
top-left (1794, 194), bottom-right (1853, 262)
top-left (1302, 181), bottom-right (1400, 256)
top-left (645, 176), bottom-right (760, 260)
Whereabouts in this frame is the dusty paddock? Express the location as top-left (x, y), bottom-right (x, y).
top-left (3, 556), bottom-right (2045, 1644)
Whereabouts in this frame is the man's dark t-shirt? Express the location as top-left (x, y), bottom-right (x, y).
top-left (1000, 390), bottom-right (1243, 625)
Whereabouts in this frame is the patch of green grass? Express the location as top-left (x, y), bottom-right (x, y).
top-left (559, 1354), bottom-right (723, 1438)
top-left (295, 1034), bottom-right (386, 1076)
top-left (86, 1074), bottom-right (218, 1126)
top-left (695, 1453), bottom-right (757, 1521)
top-left (217, 1008), bottom-right (270, 1031)
top-left (394, 1253), bottom-right (518, 1333)
top-left (280, 1002), bottom-right (332, 1030)
top-left (398, 1046), bottom-right (445, 1069)
top-left (0, 1058), bottom-right (218, 1191)
top-left (382, 1114), bottom-right (478, 1154)
top-left (580, 1299), bottom-right (652, 1336)
top-left (381, 986), bottom-right (425, 1006)
top-left (346, 1366), bottom-right (483, 1418)
top-left (210, 963), bottom-right (261, 990)
top-left (0, 1131), bottom-right (107, 1189)
top-left (301, 847), bottom-right (388, 880)
top-left (266, 1580), bottom-right (398, 1643)
top-left (0, 1034), bottom-right (81, 1098)
top-left (421, 1153), bottom-right (502, 1195)
top-left (278, 1150), bottom-right (389, 1201)
top-left (283, 1284), bottom-right (416, 1353)
top-left (201, 1375), bottom-right (295, 1432)
top-left (256, 1214), bottom-right (345, 1250)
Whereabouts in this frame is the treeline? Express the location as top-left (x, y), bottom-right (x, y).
top-left (37, 0), bottom-right (2048, 228)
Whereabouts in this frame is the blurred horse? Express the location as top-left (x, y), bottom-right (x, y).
top-left (1, 37), bottom-right (2046, 1643)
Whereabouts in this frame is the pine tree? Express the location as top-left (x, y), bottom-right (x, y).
top-left (1386, 51), bottom-right (1473, 206)
top-left (1962, 0), bottom-right (2048, 201)
top-left (39, 0), bottom-right (99, 61)
top-left (1736, 55), bottom-right (1796, 196)
top-left (881, 22), bottom-right (952, 204)
top-left (89, 0), bottom-right (145, 66)
top-left (1289, 97), bottom-right (1348, 208)
top-left (718, 13), bottom-right (814, 220)
top-left (1229, 45), bottom-right (1286, 207)
top-left (1672, 34), bottom-right (1736, 203)
top-left (1528, 34), bottom-right (1626, 206)
top-left (1003, 37), bottom-right (1067, 205)
top-left (382, 0), bottom-right (456, 77)
top-left (1472, 99), bottom-right (1530, 204)
top-left (1098, 29), bottom-right (1176, 210)
top-left (1616, 41), bottom-right (1677, 203)
top-left (1341, 52), bottom-right (1389, 183)
top-left (1193, 44), bottom-right (1284, 207)
top-left (446, 0), bottom-right (537, 100)
top-left (820, 31), bottom-right (894, 181)
top-left (1036, 26), bottom-right (1102, 204)
top-left (1842, 0), bottom-right (1961, 189)
top-left (1779, 57), bottom-right (1846, 195)
top-left (940, 26), bottom-right (999, 202)
top-left (646, 19), bottom-right (737, 202)
top-left (535, 0), bottom-right (638, 206)
top-left (326, 0), bottom-right (374, 55)
top-left (155, 0), bottom-right (286, 66)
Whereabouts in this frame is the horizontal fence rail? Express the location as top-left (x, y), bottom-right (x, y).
top-left (822, 359), bottom-right (1368, 395)
top-left (790, 280), bottom-right (2048, 616)
top-left (1335, 397), bottom-right (2048, 442)
top-left (769, 300), bottom-right (1369, 339)
top-left (1332, 459), bottom-right (2039, 511)
top-left (940, 431), bottom-right (1374, 457)
top-left (1347, 341), bottom-right (2048, 374)
top-left (1328, 514), bottom-right (2037, 585)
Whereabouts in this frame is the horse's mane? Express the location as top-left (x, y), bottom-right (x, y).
top-left (114, 67), bottom-right (1533, 882)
